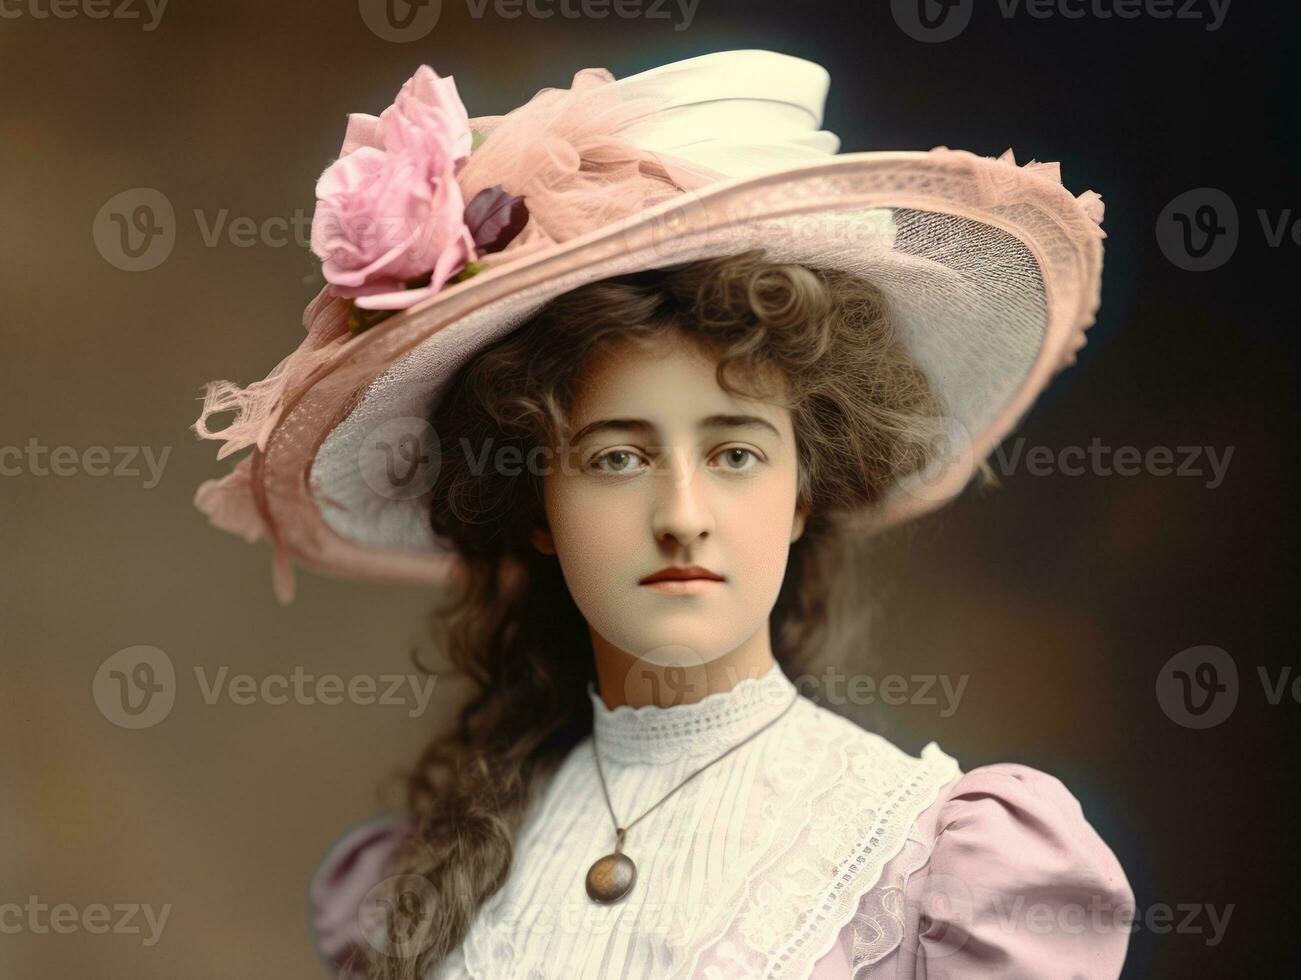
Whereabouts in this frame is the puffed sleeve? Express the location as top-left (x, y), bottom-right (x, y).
top-left (905, 764), bottom-right (1134, 979)
top-left (308, 812), bottom-right (418, 979)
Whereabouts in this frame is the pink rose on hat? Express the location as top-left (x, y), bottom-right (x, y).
top-left (310, 67), bottom-right (477, 311)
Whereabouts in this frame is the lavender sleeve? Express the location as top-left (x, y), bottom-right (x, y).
top-left (308, 812), bottom-right (419, 979)
top-left (812, 763), bottom-right (1135, 979)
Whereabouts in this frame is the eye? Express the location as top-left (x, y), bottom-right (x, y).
top-left (710, 446), bottom-right (762, 472)
top-left (588, 448), bottom-right (648, 475)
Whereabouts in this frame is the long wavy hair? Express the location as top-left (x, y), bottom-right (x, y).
top-left (364, 248), bottom-right (943, 978)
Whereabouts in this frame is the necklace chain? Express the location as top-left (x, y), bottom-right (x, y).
top-left (590, 688), bottom-right (801, 839)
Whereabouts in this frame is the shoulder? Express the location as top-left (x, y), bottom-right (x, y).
top-left (786, 703), bottom-right (1128, 885)
top-left (790, 697), bottom-right (963, 803)
top-left (923, 762), bottom-right (1132, 884)
top-left (907, 762), bottom-right (1136, 976)
top-left (308, 812), bottom-right (418, 978)
top-left (793, 695), bottom-right (952, 766)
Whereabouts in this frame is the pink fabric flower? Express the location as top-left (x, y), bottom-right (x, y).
top-left (310, 67), bottom-right (477, 310)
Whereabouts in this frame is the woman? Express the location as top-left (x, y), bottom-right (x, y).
top-left (193, 51), bottom-right (1133, 978)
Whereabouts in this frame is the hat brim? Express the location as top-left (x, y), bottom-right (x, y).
top-left (243, 147), bottom-right (1103, 591)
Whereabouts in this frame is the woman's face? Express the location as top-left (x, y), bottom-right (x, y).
top-left (532, 332), bottom-right (805, 667)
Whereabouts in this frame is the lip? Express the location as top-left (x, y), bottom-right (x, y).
top-left (639, 565), bottom-right (725, 595)
top-left (642, 578), bottom-right (723, 595)
top-left (637, 564), bottom-right (723, 580)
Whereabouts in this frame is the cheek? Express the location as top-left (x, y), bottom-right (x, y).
top-left (542, 478), bottom-right (638, 614)
top-left (543, 478), bottom-right (660, 654)
top-left (722, 474), bottom-right (800, 594)
top-left (546, 478), bottom-right (632, 557)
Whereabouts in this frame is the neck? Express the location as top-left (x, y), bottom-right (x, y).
top-left (592, 624), bottom-right (777, 709)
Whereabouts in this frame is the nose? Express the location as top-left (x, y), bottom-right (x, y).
top-left (650, 448), bottom-right (714, 548)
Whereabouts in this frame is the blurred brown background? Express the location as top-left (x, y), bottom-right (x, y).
top-left (2, 1), bottom-right (1297, 977)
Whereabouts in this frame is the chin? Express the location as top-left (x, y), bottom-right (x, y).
top-left (600, 616), bottom-right (761, 667)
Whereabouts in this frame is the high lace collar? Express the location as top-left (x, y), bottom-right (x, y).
top-left (588, 659), bottom-right (799, 765)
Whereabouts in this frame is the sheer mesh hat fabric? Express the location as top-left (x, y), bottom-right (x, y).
top-left (192, 49), bottom-right (1106, 603)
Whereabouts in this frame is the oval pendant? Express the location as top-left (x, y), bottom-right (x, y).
top-left (585, 852), bottom-right (636, 903)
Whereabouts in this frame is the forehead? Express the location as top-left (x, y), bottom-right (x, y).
top-left (570, 333), bottom-right (792, 429)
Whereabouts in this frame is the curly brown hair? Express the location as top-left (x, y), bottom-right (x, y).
top-left (361, 248), bottom-right (943, 978)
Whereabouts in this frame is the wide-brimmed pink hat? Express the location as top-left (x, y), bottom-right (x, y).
top-left (192, 49), bottom-right (1106, 603)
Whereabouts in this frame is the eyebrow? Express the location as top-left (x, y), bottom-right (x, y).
top-left (569, 414), bottom-right (782, 444)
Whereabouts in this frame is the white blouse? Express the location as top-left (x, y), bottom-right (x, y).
top-left (311, 661), bottom-right (1135, 978)
top-left (428, 662), bottom-right (960, 978)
